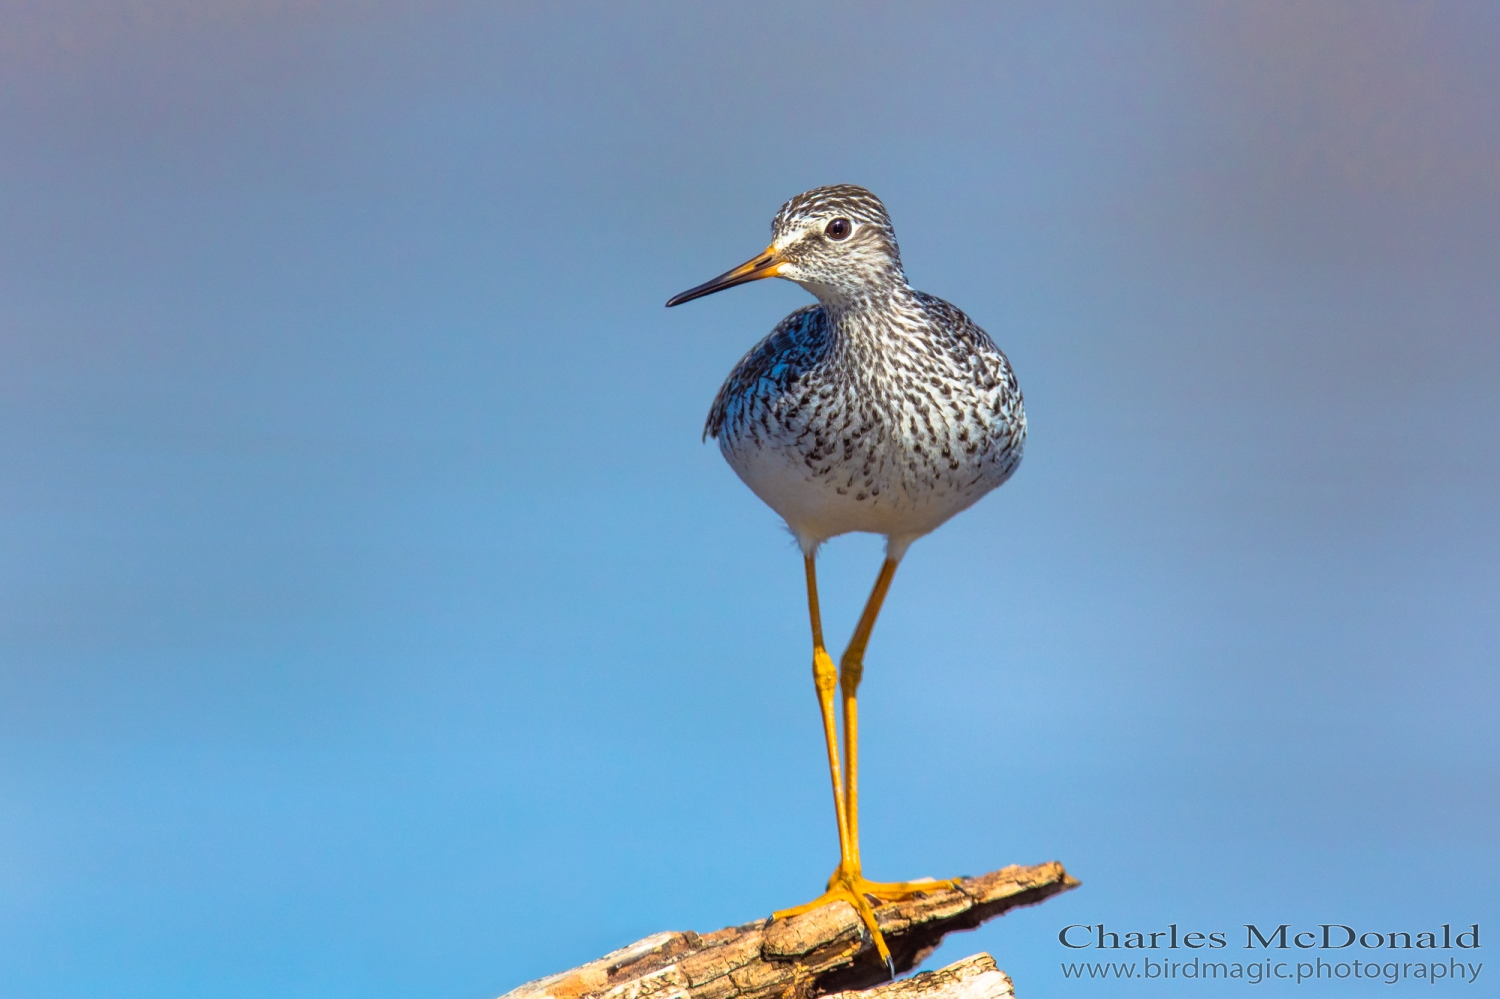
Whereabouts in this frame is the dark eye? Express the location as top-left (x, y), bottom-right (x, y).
top-left (824, 218), bottom-right (852, 240)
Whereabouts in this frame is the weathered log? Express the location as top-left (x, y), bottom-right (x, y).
top-left (824, 954), bottom-right (1013, 999)
top-left (499, 861), bottom-right (1077, 999)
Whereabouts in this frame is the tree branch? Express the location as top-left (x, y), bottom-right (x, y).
top-left (499, 861), bottom-right (1077, 999)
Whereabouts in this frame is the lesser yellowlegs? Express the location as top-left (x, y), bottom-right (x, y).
top-left (666, 185), bottom-right (1026, 969)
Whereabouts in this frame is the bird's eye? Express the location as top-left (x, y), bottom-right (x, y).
top-left (824, 218), bottom-right (852, 240)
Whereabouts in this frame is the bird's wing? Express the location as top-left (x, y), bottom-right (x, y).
top-left (703, 305), bottom-right (829, 441)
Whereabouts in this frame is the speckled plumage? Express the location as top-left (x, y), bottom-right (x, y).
top-left (700, 185), bottom-right (1025, 560)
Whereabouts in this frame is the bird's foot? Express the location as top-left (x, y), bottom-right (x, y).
top-left (771, 865), bottom-right (962, 970)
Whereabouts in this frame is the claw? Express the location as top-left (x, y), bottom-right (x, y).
top-left (772, 866), bottom-right (967, 975)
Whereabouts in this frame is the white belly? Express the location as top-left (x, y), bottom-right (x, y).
top-left (720, 431), bottom-right (1006, 556)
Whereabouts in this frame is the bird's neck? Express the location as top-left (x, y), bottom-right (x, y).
top-left (813, 279), bottom-right (916, 327)
top-left (816, 280), bottom-right (921, 343)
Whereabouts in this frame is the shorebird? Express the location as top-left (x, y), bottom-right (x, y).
top-left (666, 185), bottom-right (1025, 969)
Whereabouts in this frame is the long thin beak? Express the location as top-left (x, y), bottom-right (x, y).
top-left (666, 245), bottom-right (783, 307)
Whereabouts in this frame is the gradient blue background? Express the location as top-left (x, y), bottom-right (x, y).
top-left (2, 3), bottom-right (1496, 997)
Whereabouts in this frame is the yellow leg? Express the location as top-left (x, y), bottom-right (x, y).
top-left (773, 557), bottom-right (959, 973)
top-left (842, 559), bottom-right (961, 897)
top-left (805, 555), bottom-right (852, 869)
top-left (840, 558), bottom-right (896, 870)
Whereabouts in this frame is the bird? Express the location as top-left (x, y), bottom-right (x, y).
top-left (665, 185), bottom-right (1025, 970)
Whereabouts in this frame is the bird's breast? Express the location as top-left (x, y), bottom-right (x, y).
top-left (707, 296), bottom-right (1025, 545)
top-left (716, 366), bottom-right (1024, 543)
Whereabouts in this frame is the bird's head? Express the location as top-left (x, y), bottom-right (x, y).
top-left (666, 185), bottom-right (906, 309)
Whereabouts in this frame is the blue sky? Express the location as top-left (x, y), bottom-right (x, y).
top-left (1, 3), bottom-right (1497, 997)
